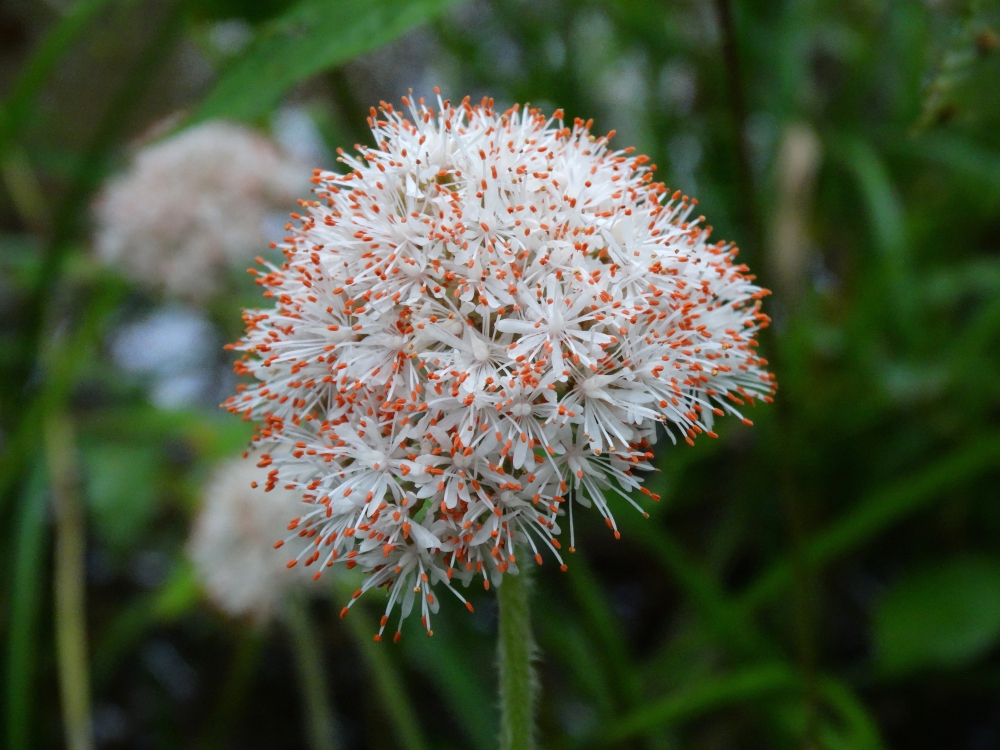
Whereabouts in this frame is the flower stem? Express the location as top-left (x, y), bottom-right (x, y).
top-left (497, 571), bottom-right (537, 750)
top-left (283, 595), bottom-right (340, 750)
top-left (47, 413), bottom-right (94, 750)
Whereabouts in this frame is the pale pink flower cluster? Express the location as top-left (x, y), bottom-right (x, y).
top-left (225, 95), bottom-right (775, 640)
top-left (95, 121), bottom-right (308, 302)
top-left (189, 454), bottom-right (320, 621)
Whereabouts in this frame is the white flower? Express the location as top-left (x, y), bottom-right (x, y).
top-left (224, 93), bottom-right (776, 639)
top-left (95, 121), bottom-right (309, 303)
top-left (188, 454), bottom-right (320, 621)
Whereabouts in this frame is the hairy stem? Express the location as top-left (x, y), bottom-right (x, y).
top-left (48, 413), bottom-right (94, 750)
top-left (497, 571), bottom-right (537, 750)
top-left (284, 596), bottom-right (340, 750)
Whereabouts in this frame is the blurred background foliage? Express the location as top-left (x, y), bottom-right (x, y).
top-left (1, 0), bottom-right (1000, 748)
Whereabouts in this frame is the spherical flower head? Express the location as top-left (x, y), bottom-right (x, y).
top-left (94, 120), bottom-right (309, 303)
top-left (188, 454), bottom-right (321, 621)
top-left (224, 94), bottom-right (776, 640)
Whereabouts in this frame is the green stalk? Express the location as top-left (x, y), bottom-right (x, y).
top-left (283, 596), bottom-right (340, 750)
top-left (47, 413), bottom-right (94, 750)
top-left (497, 571), bottom-right (537, 750)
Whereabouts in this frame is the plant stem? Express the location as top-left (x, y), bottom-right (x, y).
top-left (497, 571), bottom-right (537, 750)
top-left (47, 413), bottom-right (94, 750)
top-left (283, 596), bottom-right (340, 750)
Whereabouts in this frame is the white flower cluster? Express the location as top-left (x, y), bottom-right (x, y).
top-left (224, 95), bottom-right (775, 640)
top-left (95, 121), bottom-right (309, 303)
top-left (189, 455), bottom-right (319, 621)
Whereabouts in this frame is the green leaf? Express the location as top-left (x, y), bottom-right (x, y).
top-left (622, 515), bottom-right (771, 660)
top-left (195, 0), bottom-right (465, 123)
top-left (82, 443), bottom-right (162, 550)
top-left (0, 234), bottom-right (42, 289)
top-left (535, 612), bottom-right (614, 717)
top-left (766, 677), bottom-right (886, 750)
top-left (874, 556), bottom-right (1000, 676)
top-left (837, 136), bottom-right (918, 341)
top-left (841, 137), bottom-right (904, 260)
top-left (909, 135), bottom-right (1000, 200)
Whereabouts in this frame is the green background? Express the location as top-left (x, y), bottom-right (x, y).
top-left (2, 0), bottom-right (1000, 747)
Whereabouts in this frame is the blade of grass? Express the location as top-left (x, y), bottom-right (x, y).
top-left (397, 610), bottom-right (496, 750)
top-left (3, 0), bottom-right (183, 456)
top-left (1, 146), bottom-right (48, 230)
top-left (564, 552), bottom-right (641, 705)
top-left (712, 0), bottom-right (763, 265)
top-left (950, 294), bottom-right (1000, 365)
top-left (818, 678), bottom-right (885, 750)
top-left (4, 464), bottom-right (49, 750)
top-left (837, 137), bottom-right (917, 342)
top-left (906, 134), bottom-right (1000, 199)
top-left (739, 432), bottom-right (1000, 612)
top-left (0, 274), bottom-right (127, 518)
top-left (534, 611), bottom-right (614, 716)
top-left (600, 663), bottom-right (797, 742)
top-left (619, 514), bottom-right (771, 660)
top-left (333, 580), bottom-right (430, 750)
top-left (283, 595), bottom-right (340, 750)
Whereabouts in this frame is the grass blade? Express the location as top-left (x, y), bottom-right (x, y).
top-left (600, 663), bottom-right (797, 742)
top-left (4, 465), bottom-right (49, 750)
top-left (333, 580), bottom-right (431, 750)
top-left (283, 595), bottom-right (340, 750)
top-left (739, 433), bottom-right (1000, 611)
